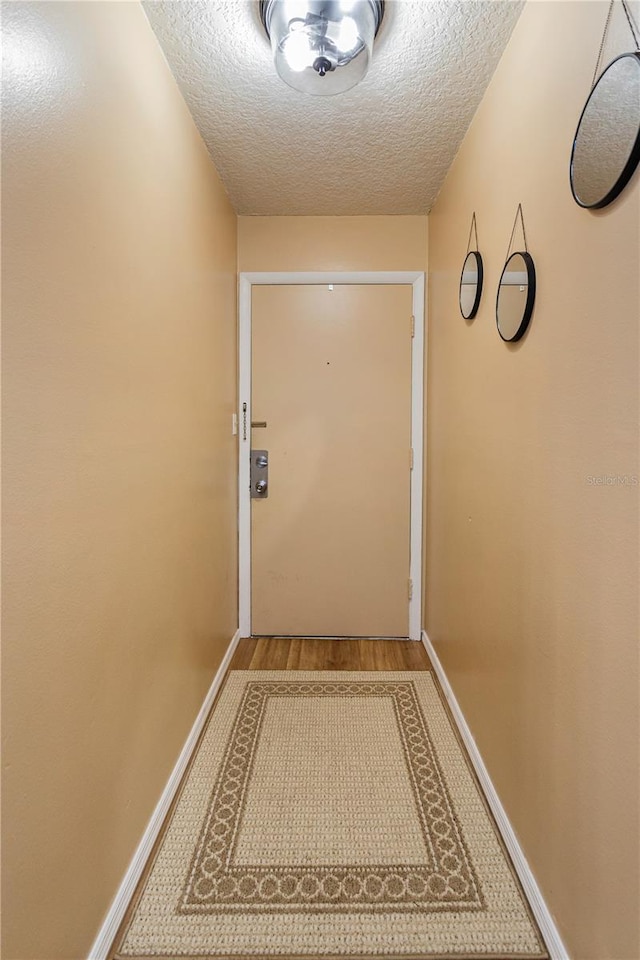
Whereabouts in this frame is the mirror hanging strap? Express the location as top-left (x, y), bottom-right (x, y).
top-left (622, 0), bottom-right (640, 50)
top-left (592, 0), bottom-right (640, 89)
top-left (465, 212), bottom-right (479, 255)
top-left (592, 0), bottom-right (615, 88)
top-left (622, 0), bottom-right (640, 49)
top-left (505, 203), bottom-right (529, 262)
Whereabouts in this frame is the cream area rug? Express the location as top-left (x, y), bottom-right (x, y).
top-left (114, 672), bottom-right (547, 958)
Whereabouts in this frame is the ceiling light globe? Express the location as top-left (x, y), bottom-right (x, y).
top-left (260, 0), bottom-right (384, 97)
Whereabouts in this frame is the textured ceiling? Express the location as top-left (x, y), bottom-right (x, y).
top-left (143, 1), bottom-right (524, 215)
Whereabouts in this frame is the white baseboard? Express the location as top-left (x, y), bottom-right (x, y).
top-left (88, 628), bottom-right (242, 960)
top-left (421, 631), bottom-right (569, 960)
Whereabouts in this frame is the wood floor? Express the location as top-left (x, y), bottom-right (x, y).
top-left (229, 637), bottom-right (432, 672)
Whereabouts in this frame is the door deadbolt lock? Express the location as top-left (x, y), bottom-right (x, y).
top-left (251, 449), bottom-right (269, 499)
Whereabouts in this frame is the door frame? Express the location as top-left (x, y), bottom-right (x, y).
top-left (238, 271), bottom-right (425, 641)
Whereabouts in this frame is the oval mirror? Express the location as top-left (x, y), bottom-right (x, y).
top-left (570, 51), bottom-right (640, 208)
top-left (496, 252), bottom-right (536, 342)
top-left (459, 251), bottom-right (484, 319)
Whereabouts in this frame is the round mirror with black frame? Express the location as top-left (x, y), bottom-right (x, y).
top-left (459, 212), bottom-right (483, 320)
top-left (496, 252), bottom-right (536, 343)
top-left (459, 250), bottom-right (484, 320)
top-left (570, 50), bottom-right (640, 208)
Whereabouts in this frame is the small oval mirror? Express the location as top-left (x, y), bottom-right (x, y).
top-left (570, 51), bottom-right (640, 208)
top-left (496, 252), bottom-right (536, 342)
top-left (459, 251), bottom-right (484, 319)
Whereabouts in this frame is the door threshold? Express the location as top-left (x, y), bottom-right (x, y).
top-left (251, 635), bottom-right (412, 641)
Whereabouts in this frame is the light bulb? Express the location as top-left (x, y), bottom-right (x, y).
top-left (336, 16), bottom-right (359, 53)
top-left (282, 30), bottom-right (313, 72)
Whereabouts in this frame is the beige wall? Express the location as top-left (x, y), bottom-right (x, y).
top-left (1, 4), bottom-right (237, 958)
top-left (426, 3), bottom-right (639, 958)
top-left (238, 215), bottom-right (428, 273)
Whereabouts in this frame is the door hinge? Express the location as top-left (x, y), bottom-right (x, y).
top-left (408, 578), bottom-right (413, 601)
top-left (410, 447), bottom-right (414, 470)
top-left (410, 315), bottom-right (415, 338)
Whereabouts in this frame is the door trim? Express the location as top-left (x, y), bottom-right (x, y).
top-left (238, 271), bottom-right (426, 641)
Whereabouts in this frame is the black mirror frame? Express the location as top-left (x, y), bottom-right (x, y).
top-left (570, 51), bottom-right (640, 210)
top-left (459, 250), bottom-right (484, 320)
top-left (496, 251), bottom-right (536, 343)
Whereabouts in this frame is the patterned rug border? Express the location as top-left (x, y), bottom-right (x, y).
top-left (112, 671), bottom-right (549, 960)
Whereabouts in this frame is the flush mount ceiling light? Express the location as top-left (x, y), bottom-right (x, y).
top-left (260, 0), bottom-right (385, 96)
